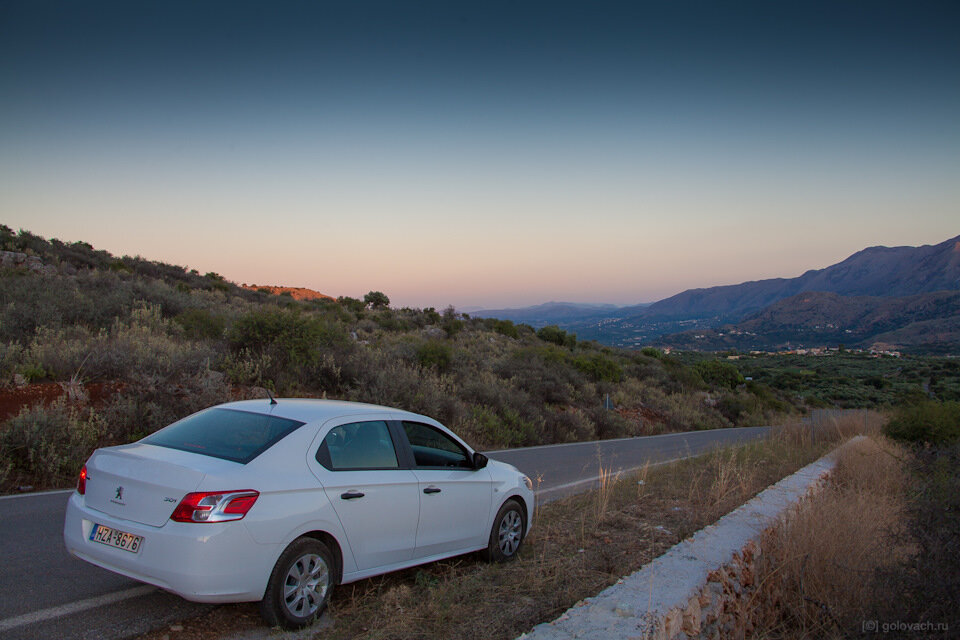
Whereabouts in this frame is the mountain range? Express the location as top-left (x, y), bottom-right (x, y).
top-left (478, 234), bottom-right (960, 352)
top-left (652, 290), bottom-right (960, 354)
top-left (472, 301), bottom-right (639, 326)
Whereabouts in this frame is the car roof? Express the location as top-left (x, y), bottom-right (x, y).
top-left (211, 398), bottom-right (430, 425)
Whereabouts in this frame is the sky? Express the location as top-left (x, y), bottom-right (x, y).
top-left (1, 1), bottom-right (958, 309)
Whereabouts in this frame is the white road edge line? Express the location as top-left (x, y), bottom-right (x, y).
top-left (486, 425), bottom-right (768, 454)
top-left (0, 488), bottom-right (74, 501)
top-left (0, 585), bottom-right (157, 632)
top-left (535, 456), bottom-right (686, 501)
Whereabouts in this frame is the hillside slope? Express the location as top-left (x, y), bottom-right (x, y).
top-left (0, 224), bottom-right (810, 492)
top-left (577, 234), bottom-right (960, 346)
top-left (653, 290), bottom-right (960, 352)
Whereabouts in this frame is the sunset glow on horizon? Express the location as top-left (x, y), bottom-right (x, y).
top-left (2, 1), bottom-right (958, 309)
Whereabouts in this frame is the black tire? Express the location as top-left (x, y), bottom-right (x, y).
top-left (485, 499), bottom-right (525, 562)
top-left (260, 537), bottom-right (334, 629)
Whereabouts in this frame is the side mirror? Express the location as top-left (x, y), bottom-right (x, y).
top-left (473, 452), bottom-right (488, 470)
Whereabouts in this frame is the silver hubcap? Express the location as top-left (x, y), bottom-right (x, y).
top-left (282, 553), bottom-right (329, 618)
top-left (498, 510), bottom-right (522, 556)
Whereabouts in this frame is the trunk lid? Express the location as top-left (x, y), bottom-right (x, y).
top-left (84, 443), bottom-right (213, 527)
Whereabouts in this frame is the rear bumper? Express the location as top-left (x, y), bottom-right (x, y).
top-left (63, 492), bottom-right (278, 603)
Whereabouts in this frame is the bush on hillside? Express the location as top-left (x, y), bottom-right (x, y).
top-left (174, 308), bottom-right (226, 340)
top-left (364, 291), bottom-right (390, 309)
top-left (884, 400), bottom-right (960, 445)
top-left (416, 341), bottom-right (453, 372)
top-left (572, 353), bottom-right (624, 383)
top-left (695, 359), bottom-right (745, 390)
top-left (536, 325), bottom-right (576, 348)
top-left (228, 308), bottom-right (350, 389)
top-left (487, 318), bottom-right (520, 339)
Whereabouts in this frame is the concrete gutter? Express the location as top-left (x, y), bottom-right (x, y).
top-left (518, 436), bottom-right (864, 640)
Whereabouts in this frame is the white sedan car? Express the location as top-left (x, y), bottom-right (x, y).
top-left (63, 399), bottom-right (534, 628)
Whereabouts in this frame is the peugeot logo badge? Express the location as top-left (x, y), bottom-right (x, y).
top-left (115, 486), bottom-right (124, 501)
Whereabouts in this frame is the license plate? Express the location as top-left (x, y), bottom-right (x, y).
top-left (90, 524), bottom-right (143, 553)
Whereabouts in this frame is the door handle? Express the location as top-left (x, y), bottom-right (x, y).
top-left (340, 491), bottom-right (365, 500)
top-left (423, 487), bottom-right (441, 494)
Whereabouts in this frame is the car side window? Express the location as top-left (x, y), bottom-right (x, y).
top-left (402, 421), bottom-right (472, 469)
top-left (316, 421), bottom-right (399, 471)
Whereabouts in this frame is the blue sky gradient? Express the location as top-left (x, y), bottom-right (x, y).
top-left (2, 1), bottom-right (958, 307)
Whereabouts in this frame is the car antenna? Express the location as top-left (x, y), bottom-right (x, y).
top-left (266, 389), bottom-right (278, 405)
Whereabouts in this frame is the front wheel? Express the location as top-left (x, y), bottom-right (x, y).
top-left (260, 537), bottom-right (334, 629)
top-left (485, 499), bottom-right (525, 562)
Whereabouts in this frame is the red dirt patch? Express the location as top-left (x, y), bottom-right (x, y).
top-left (0, 381), bottom-right (127, 421)
top-left (617, 405), bottom-right (668, 433)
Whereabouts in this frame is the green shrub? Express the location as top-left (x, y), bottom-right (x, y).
top-left (536, 325), bottom-right (576, 348)
top-left (229, 309), bottom-right (346, 361)
top-left (572, 353), bottom-right (624, 382)
top-left (227, 308), bottom-right (350, 390)
top-left (716, 392), bottom-right (761, 424)
top-left (695, 360), bottom-right (745, 390)
top-left (441, 306), bottom-right (464, 338)
top-left (373, 310), bottom-right (411, 331)
top-left (587, 406), bottom-right (632, 439)
top-left (364, 291), bottom-right (390, 309)
top-left (640, 346), bottom-right (663, 359)
top-left (466, 406), bottom-right (539, 448)
top-left (495, 346), bottom-right (579, 404)
top-left (663, 358), bottom-right (706, 391)
top-left (337, 296), bottom-right (366, 314)
top-left (174, 308), bottom-right (226, 340)
top-left (416, 341), bottom-right (453, 371)
top-left (490, 319), bottom-right (520, 339)
top-left (884, 401), bottom-right (960, 445)
top-left (0, 402), bottom-right (105, 488)
top-left (0, 342), bottom-right (23, 381)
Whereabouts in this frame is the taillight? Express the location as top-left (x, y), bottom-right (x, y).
top-left (170, 490), bottom-right (259, 523)
top-left (77, 465), bottom-right (87, 495)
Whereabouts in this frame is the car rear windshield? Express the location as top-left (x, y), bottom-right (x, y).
top-left (142, 408), bottom-right (306, 463)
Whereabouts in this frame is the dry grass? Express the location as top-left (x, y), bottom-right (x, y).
top-left (766, 409), bottom-right (884, 450)
top-left (135, 416), bottom-right (879, 640)
top-left (752, 435), bottom-right (909, 639)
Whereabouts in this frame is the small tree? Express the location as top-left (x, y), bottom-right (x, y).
top-left (536, 325), bottom-right (576, 348)
top-left (695, 360), bottom-right (745, 390)
top-left (364, 291), bottom-right (390, 309)
top-left (442, 305), bottom-right (463, 337)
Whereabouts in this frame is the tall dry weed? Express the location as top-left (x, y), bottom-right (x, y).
top-left (593, 463), bottom-right (619, 527)
top-left (753, 436), bottom-right (908, 638)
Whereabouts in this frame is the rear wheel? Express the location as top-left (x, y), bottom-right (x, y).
top-left (260, 537), bottom-right (334, 629)
top-left (485, 499), bottom-right (525, 562)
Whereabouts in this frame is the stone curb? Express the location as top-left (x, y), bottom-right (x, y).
top-left (518, 436), bottom-right (865, 640)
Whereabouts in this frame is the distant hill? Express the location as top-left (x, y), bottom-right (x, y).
top-left (473, 301), bottom-right (645, 327)
top-left (241, 284), bottom-right (334, 301)
top-left (643, 235), bottom-right (960, 321)
top-left (586, 234), bottom-right (960, 347)
top-left (653, 290), bottom-right (960, 353)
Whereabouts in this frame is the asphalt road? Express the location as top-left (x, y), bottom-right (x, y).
top-left (488, 425), bottom-right (769, 502)
top-left (0, 426), bottom-right (768, 640)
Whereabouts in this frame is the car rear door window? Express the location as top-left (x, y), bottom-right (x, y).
top-left (402, 422), bottom-right (472, 469)
top-left (316, 421), bottom-right (400, 470)
top-left (142, 408), bottom-right (305, 464)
